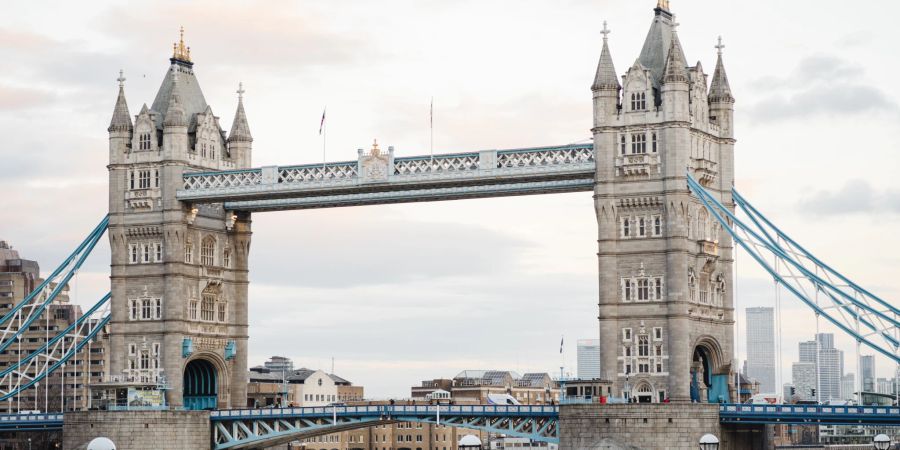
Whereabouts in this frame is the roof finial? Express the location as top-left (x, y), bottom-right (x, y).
top-left (371, 139), bottom-right (380, 155)
top-left (117, 69), bottom-right (126, 88)
top-left (236, 82), bottom-right (245, 101)
top-left (172, 26), bottom-right (191, 62)
top-left (715, 36), bottom-right (725, 56)
top-left (601, 21), bottom-right (610, 41)
top-left (657, 0), bottom-right (670, 11)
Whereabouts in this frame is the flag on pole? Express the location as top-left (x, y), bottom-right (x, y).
top-left (319, 108), bottom-right (326, 135)
top-left (559, 336), bottom-right (564, 354)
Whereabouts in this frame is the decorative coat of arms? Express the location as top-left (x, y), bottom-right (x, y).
top-left (359, 140), bottom-right (391, 183)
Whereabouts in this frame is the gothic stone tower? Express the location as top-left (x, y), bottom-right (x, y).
top-left (106, 32), bottom-right (253, 409)
top-left (592, 2), bottom-right (736, 403)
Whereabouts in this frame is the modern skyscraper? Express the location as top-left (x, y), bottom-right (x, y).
top-left (841, 374), bottom-right (856, 401)
top-left (745, 307), bottom-right (776, 392)
top-left (818, 346), bottom-right (844, 402)
top-left (799, 340), bottom-right (817, 364)
top-left (577, 339), bottom-right (602, 379)
top-left (861, 355), bottom-right (875, 392)
top-left (792, 362), bottom-right (817, 401)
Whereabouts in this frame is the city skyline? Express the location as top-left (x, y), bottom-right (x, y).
top-left (2, 0), bottom-right (900, 397)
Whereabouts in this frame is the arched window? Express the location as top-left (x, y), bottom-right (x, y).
top-left (185, 239), bottom-right (193, 264)
top-left (201, 236), bottom-right (216, 266)
top-left (688, 268), bottom-right (697, 303)
top-left (223, 248), bottom-right (231, 268)
top-left (201, 290), bottom-right (216, 322)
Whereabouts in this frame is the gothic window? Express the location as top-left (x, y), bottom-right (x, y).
top-left (139, 133), bottom-right (151, 151)
top-left (153, 169), bottom-right (159, 188)
top-left (624, 346), bottom-right (632, 357)
top-left (654, 278), bottom-right (663, 300)
top-left (189, 299), bottom-right (198, 320)
top-left (200, 236), bottom-right (216, 266)
top-left (130, 244), bottom-right (138, 264)
top-left (201, 293), bottom-right (215, 322)
top-left (653, 215), bottom-right (662, 236)
top-left (631, 92), bottom-right (646, 111)
top-left (129, 172), bottom-right (135, 190)
top-left (638, 217), bottom-right (646, 237)
top-left (201, 142), bottom-right (207, 158)
top-left (637, 278), bottom-right (649, 301)
top-left (623, 279), bottom-right (633, 302)
top-left (223, 248), bottom-right (231, 268)
top-left (652, 132), bottom-right (658, 153)
top-left (155, 243), bottom-right (162, 262)
top-left (622, 328), bottom-right (632, 341)
top-left (128, 343), bottom-right (136, 356)
top-left (138, 170), bottom-right (151, 189)
top-left (141, 298), bottom-right (153, 320)
top-left (155, 298), bottom-right (162, 319)
top-left (140, 351), bottom-right (150, 370)
top-left (714, 274), bottom-right (726, 306)
top-left (622, 217), bottom-right (631, 237)
top-left (217, 302), bottom-right (226, 322)
top-left (184, 239), bottom-right (193, 264)
top-left (656, 361), bottom-right (663, 373)
top-left (142, 244), bottom-right (151, 263)
top-left (631, 133), bottom-right (647, 154)
top-left (620, 135), bottom-right (627, 155)
top-left (688, 268), bottom-right (697, 303)
top-left (638, 335), bottom-right (649, 357)
top-left (129, 300), bottom-right (138, 320)
top-left (653, 327), bottom-right (662, 341)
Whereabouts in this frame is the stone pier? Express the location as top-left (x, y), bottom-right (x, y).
top-left (63, 410), bottom-right (211, 450)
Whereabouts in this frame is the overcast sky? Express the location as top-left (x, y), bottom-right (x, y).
top-left (2, 0), bottom-right (899, 398)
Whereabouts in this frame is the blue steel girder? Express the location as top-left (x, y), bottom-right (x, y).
top-left (176, 144), bottom-right (596, 211)
top-left (719, 404), bottom-right (900, 426)
top-left (0, 413), bottom-right (64, 432)
top-left (210, 405), bottom-right (560, 449)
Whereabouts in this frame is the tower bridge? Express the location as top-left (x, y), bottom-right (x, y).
top-left (1, 1), bottom-right (898, 449)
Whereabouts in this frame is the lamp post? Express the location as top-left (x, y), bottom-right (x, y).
top-left (699, 434), bottom-right (719, 450)
top-left (873, 434), bottom-right (891, 450)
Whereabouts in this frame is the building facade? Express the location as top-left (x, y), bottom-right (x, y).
top-left (104, 31), bottom-right (252, 409)
top-left (297, 420), bottom-right (489, 450)
top-left (0, 241), bottom-right (109, 414)
top-left (412, 371), bottom-right (559, 405)
top-left (592, 1), bottom-right (736, 403)
top-left (792, 362), bottom-right (817, 401)
top-left (576, 339), bottom-right (601, 379)
top-left (861, 355), bottom-right (875, 392)
top-left (745, 307), bottom-right (775, 393)
top-left (246, 365), bottom-right (357, 408)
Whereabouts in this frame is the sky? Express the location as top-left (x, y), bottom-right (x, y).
top-left (1, 0), bottom-right (899, 398)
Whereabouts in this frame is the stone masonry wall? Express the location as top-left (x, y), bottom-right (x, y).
top-left (63, 410), bottom-right (210, 450)
top-left (560, 404), bottom-right (727, 450)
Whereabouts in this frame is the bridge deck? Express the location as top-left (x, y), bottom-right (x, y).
top-left (176, 144), bottom-right (596, 211)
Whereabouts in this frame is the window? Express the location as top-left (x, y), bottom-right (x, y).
top-left (141, 298), bottom-right (153, 320)
top-left (631, 133), bottom-right (647, 154)
top-left (185, 240), bottom-right (193, 264)
top-left (653, 327), bottom-right (662, 341)
top-left (652, 132), bottom-right (658, 153)
top-left (623, 218), bottom-right (630, 237)
top-left (142, 244), bottom-right (151, 263)
top-left (638, 335), bottom-right (649, 357)
top-left (140, 352), bottom-right (150, 370)
top-left (655, 278), bottom-right (663, 300)
top-left (139, 133), bottom-right (151, 150)
top-left (129, 300), bottom-right (138, 320)
top-left (128, 343), bottom-right (136, 356)
top-left (201, 236), bottom-right (216, 266)
top-left (638, 217), bottom-right (646, 237)
top-left (620, 135), bottom-right (627, 155)
top-left (155, 298), bottom-right (162, 319)
top-left (130, 244), bottom-right (138, 264)
top-left (223, 248), bottom-right (231, 268)
top-left (217, 302), bottom-right (226, 322)
top-left (655, 344), bottom-right (663, 356)
top-left (201, 292), bottom-right (215, 322)
top-left (129, 171), bottom-right (135, 190)
top-left (154, 169), bottom-right (159, 188)
top-left (138, 170), bottom-right (151, 189)
top-left (638, 362), bottom-right (650, 373)
top-left (653, 216), bottom-right (662, 236)
top-left (630, 92), bottom-right (646, 111)
top-left (155, 243), bottom-right (162, 262)
top-left (637, 279), bottom-right (649, 301)
top-left (622, 328), bottom-right (632, 341)
top-left (623, 279), bottom-right (632, 302)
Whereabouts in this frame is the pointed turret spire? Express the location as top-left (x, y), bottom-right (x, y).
top-left (592, 22), bottom-right (620, 91)
top-left (663, 25), bottom-right (688, 84)
top-left (228, 82), bottom-right (252, 142)
top-left (709, 36), bottom-right (734, 103)
top-left (108, 70), bottom-right (133, 132)
top-left (163, 69), bottom-right (187, 127)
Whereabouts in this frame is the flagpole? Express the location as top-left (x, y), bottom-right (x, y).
top-left (429, 97), bottom-right (434, 170)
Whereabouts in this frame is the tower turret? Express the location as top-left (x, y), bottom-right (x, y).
top-left (162, 72), bottom-right (189, 160)
top-left (227, 83), bottom-right (252, 168)
top-left (108, 70), bottom-right (132, 164)
top-left (592, 22), bottom-right (620, 129)
top-left (661, 29), bottom-right (689, 120)
top-left (709, 37), bottom-right (735, 138)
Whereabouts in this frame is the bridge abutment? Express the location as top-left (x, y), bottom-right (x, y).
top-left (63, 410), bottom-right (211, 450)
top-left (559, 404), bottom-right (763, 450)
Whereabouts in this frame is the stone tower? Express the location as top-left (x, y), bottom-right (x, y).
top-left (592, 2), bottom-right (736, 403)
top-left (105, 30), bottom-right (252, 409)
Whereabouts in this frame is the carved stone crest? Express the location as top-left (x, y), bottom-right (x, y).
top-left (359, 140), bottom-right (391, 184)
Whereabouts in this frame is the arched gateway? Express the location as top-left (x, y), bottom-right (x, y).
top-left (102, 2), bottom-right (736, 408)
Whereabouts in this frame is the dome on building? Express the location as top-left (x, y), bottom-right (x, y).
top-left (87, 437), bottom-right (117, 450)
top-left (459, 434), bottom-right (482, 448)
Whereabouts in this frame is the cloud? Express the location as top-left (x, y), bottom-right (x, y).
top-left (744, 56), bottom-right (899, 122)
top-left (799, 179), bottom-right (900, 216)
top-left (0, 84), bottom-right (56, 110)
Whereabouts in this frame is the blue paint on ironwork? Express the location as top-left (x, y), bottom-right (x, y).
top-left (224, 340), bottom-right (236, 360)
top-left (182, 337), bottom-right (194, 358)
top-left (184, 359), bottom-right (218, 410)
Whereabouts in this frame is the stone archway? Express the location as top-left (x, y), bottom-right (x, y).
top-left (691, 336), bottom-right (728, 403)
top-left (184, 358), bottom-right (218, 410)
top-left (633, 381), bottom-right (654, 404)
